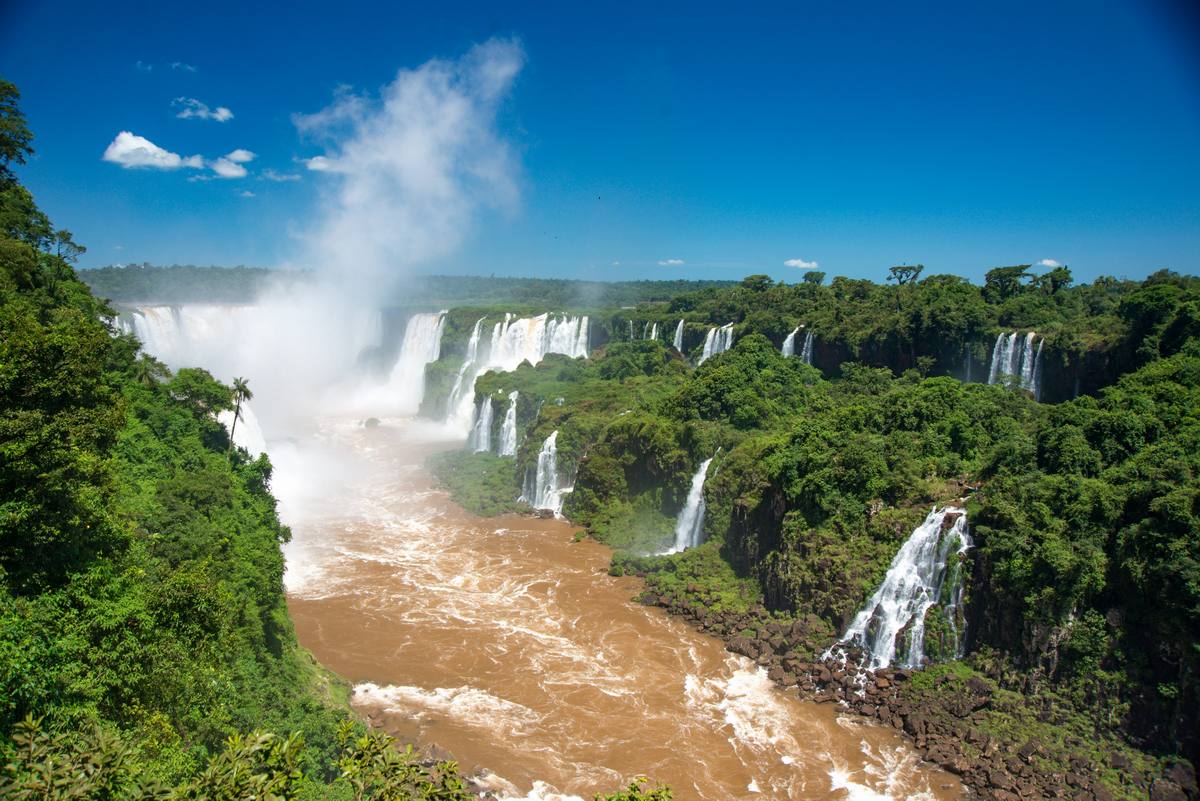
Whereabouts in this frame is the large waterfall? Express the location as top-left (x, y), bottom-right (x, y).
top-left (832, 507), bottom-right (972, 670)
top-left (468, 397), bottom-right (494, 453)
top-left (498, 391), bottom-right (519, 457)
top-left (698, 323), bottom-right (734, 364)
top-left (521, 430), bottom-right (572, 516)
top-left (672, 319), bottom-right (684, 351)
top-left (987, 331), bottom-right (1044, 399)
top-left (666, 458), bottom-right (714, 553)
top-left (447, 313), bottom-right (590, 430)
top-left (217, 400), bottom-right (268, 458)
top-left (781, 327), bottom-right (800, 357)
top-left (382, 312), bottom-right (447, 414)
top-left (800, 330), bottom-right (814, 366)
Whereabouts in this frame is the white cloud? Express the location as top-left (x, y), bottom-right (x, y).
top-left (225, 148), bottom-right (256, 163)
top-left (784, 258), bottom-right (819, 269)
top-left (102, 131), bottom-right (203, 170)
top-left (239, 190), bottom-right (256, 198)
top-left (658, 258), bottom-right (685, 266)
top-left (135, 60), bottom-right (152, 72)
top-left (1038, 258), bottom-right (1062, 268)
top-left (261, 168), bottom-right (301, 182)
top-left (210, 159), bottom-right (247, 179)
top-left (174, 98), bottom-right (233, 122)
top-left (170, 61), bottom-right (197, 72)
top-left (302, 155), bottom-right (333, 171)
top-left (612, 261), bottom-right (621, 266)
top-left (290, 38), bottom-right (525, 285)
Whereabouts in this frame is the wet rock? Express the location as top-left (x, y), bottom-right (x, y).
top-left (1166, 762), bottom-right (1198, 796)
top-left (1149, 780), bottom-right (1188, 801)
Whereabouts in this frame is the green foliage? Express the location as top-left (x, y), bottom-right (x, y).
top-left (426, 451), bottom-right (528, 517)
top-left (594, 778), bottom-right (672, 801)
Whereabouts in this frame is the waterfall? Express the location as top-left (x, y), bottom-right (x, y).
top-left (666, 458), bottom-right (714, 553)
top-left (384, 312), bottom-right (447, 414)
top-left (521, 430), bottom-right (572, 515)
top-left (468, 396), bottom-right (494, 453)
top-left (800, 330), bottom-right (814, 366)
top-left (217, 399), bottom-right (267, 458)
top-left (628, 320), bottom-right (634, 340)
top-left (498, 391), bottom-right (519, 457)
top-left (781, 327), bottom-right (800, 357)
top-left (446, 317), bottom-right (487, 423)
top-left (987, 331), bottom-right (1044, 396)
top-left (648, 322), bottom-right (659, 341)
top-left (832, 507), bottom-right (972, 670)
top-left (446, 313), bottom-right (589, 431)
top-left (672, 319), bottom-right (684, 351)
top-left (698, 323), bottom-right (734, 364)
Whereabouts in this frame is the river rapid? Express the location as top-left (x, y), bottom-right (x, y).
top-left (276, 417), bottom-right (963, 801)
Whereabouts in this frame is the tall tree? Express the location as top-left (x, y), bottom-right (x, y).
top-left (228, 376), bottom-right (253, 454)
top-left (0, 79), bottom-right (33, 184)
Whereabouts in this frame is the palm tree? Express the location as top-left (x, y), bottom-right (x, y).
top-left (228, 377), bottom-right (253, 455)
top-left (132, 355), bottom-right (168, 387)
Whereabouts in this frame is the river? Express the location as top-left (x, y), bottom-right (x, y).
top-left (276, 417), bottom-right (963, 801)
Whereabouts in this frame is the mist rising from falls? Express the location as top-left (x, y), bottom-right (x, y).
top-left (379, 312), bottom-right (447, 413)
top-left (521, 430), bottom-right (572, 516)
top-left (781, 327), bottom-right (799, 357)
top-left (672, 319), bottom-right (684, 351)
top-left (498, 391), bottom-right (519, 457)
top-left (666, 458), bottom-right (714, 553)
top-left (832, 507), bottom-right (972, 670)
top-left (988, 332), bottom-right (1044, 399)
top-left (698, 323), bottom-right (734, 364)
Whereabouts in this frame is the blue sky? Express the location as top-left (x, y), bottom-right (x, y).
top-left (2, 0), bottom-right (1198, 284)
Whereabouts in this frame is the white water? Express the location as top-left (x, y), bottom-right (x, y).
top-left (469, 397), bottom-right (495, 453)
top-left (447, 316), bottom-right (488, 425)
top-left (801, 331), bottom-right (814, 366)
top-left (698, 323), bottom-right (734, 364)
top-left (782, 327), bottom-right (800, 357)
top-left (217, 399), bottom-right (268, 458)
top-left (499, 391), bottom-right (520, 457)
top-left (666, 458), bottom-right (714, 553)
top-left (987, 332), bottom-right (1043, 398)
top-left (379, 312), bottom-right (448, 414)
top-left (833, 507), bottom-right (972, 670)
top-left (446, 313), bottom-right (589, 432)
top-left (672, 319), bottom-right (684, 351)
top-left (521, 430), bottom-right (572, 516)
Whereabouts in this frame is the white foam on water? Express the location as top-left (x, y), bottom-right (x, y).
top-left (353, 681), bottom-right (543, 739)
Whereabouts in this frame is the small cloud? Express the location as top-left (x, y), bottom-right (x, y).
top-left (239, 190), bottom-right (256, 198)
top-left (303, 155), bottom-right (333, 171)
top-left (658, 258), bottom-right (685, 266)
top-left (225, 148), bottom-right (256, 163)
top-left (784, 258), bottom-right (819, 269)
top-left (102, 131), bottom-right (203, 170)
top-left (1038, 258), bottom-right (1062, 268)
top-left (611, 261), bottom-right (621, 266)
top-left (114, 244), bottom-right (125, 251)
top-left (174, 97), bottom-right (233, 122)
top-left (135, 60), bottom-right (153, 72)
top-left (208, 149), bottom-right (256, 179)
top-left (170, 61), bottom-right (197, 72)
top-left (261, 168), bottom-right (301, 182)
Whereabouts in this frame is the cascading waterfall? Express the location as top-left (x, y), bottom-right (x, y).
top-left (446, 317), bottom-right (487, 422)
top-left (987, 331), bottom-right (1044, 398)
top-left (831, 507), bottom-right (972, 670)
top-left (498, 391), bottom-right (519, 457)
top-left (447, 313), bottom-right (589, 430)
top-left (698, 323), bottom-right (734, 364)
top-left (649, 322), bottom-right (658, 341)
top-left (628, 320), bottom-right (634, 340)
top-left (385, 311), bottom-right (447, 414)
top-left (672, 319), bottom-right (684, 351)
top-left (781, 327), bottom-right (800, 357)
top-left (468, 396), bottom-right (494, 453)
top-left (521, 430), bottom-right (572, 516)
top-left (217, 400), bottom-right (268, 458)
top-left (800, 330), bottom-right (814, 366)
top-left (666, 458), bottom-right (714, 553)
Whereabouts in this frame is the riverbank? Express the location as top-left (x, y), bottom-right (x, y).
top-left (630, 576), bottom-right (1195, 801)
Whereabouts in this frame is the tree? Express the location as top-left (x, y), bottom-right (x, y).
top-left (984, 264), bottom-right (1032, 301)
top-left (887, 264), bottom-right (924, 286)
top-left (802, 270), bottom-right (825, 285)
top-left (228, 376), bottom-right (253, 454)
top-left (0, 80), bottom-right (34, 184)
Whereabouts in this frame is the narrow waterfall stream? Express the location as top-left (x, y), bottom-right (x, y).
top-left (667, 457), bottom-right (714, 553)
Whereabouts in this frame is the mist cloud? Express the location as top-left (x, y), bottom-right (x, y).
top-left (294, 38), bottom-right (525, 286)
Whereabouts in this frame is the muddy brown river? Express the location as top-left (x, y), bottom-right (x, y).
top-left (276, 418), bottom-right (962, 801)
